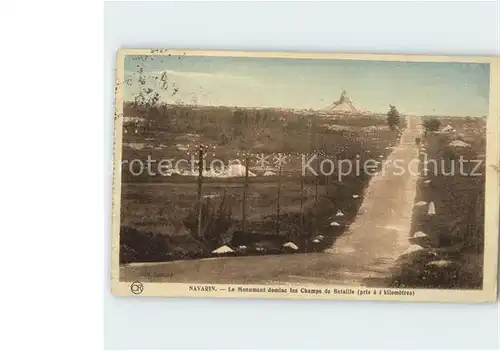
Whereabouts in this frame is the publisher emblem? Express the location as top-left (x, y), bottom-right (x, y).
top-left (130, 281), bottom-right (144, 295)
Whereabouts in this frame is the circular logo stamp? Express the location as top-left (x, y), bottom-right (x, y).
top-left (130, 281), bottom-right (144, 295)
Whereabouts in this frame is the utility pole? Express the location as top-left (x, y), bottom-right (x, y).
top-left (197, 146), bottom-right (204, 239)
top-left (299, 173), bottom-right (304, 231)
top-left (276, 164), bottom-right (282, 236)
top-left (467, 186), bottom-right (479, 250)
top-left (242, 154), bottom-right (249, 232)
top-left (314, 156), bottom-right (319, 238)
top-left (315, 156), bottom-right (319, 204)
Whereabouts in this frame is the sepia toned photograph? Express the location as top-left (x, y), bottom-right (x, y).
top-left (111, 50), bottom-right (499, 302)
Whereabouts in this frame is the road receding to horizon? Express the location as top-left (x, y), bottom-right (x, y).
top-left (121, 118), bottom-right (423, 287)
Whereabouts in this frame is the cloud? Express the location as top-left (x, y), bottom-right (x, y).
top-left (122, 68), bottom-right (261, 106)
top-left (125, 69), bottom-right (254, 82)
top-left (167, 69), bottom-right (253, 81)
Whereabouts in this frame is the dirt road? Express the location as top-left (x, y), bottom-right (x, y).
top-left (121, 118), bottom-right (423, 287)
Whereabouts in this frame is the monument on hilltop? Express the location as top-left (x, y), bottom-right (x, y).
top-left (324, 90), bottom-right (360, 114)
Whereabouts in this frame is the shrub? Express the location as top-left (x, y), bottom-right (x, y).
top-left (386, 105), bottom-right (400, 130)
top-left (423, 118), bottom-right (441, 132)
top-left (183, 192), bottom-right (234, 249)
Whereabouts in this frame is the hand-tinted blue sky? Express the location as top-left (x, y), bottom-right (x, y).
top-left (124, 55), bottom-right (490, 117)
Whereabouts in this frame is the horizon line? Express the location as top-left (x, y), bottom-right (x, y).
top-left (122, 100), bottom-right (487, 118)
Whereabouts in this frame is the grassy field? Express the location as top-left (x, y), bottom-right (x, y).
top-left (390, 117), bottom-right (486, 289)
top-left (119, 104), bottom-right (404, 263)
top-left (121, 103), bottom-right (403, 165)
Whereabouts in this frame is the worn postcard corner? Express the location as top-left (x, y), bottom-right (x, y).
top-left (110, 49), bottom-right (499, 303)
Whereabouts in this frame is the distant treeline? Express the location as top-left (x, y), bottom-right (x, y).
top-left (122, 101), bottom-right (394, 129)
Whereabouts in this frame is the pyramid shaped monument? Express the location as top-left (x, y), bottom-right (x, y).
top-left (324, 90), bottom-right (361, 114)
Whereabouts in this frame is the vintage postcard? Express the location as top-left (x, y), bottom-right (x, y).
top-left (111, 49), bottom-right (499, 302)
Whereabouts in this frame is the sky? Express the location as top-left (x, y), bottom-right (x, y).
top-left (123, 54), bottom-right (490, 117)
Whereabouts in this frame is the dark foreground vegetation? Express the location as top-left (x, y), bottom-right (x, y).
top-left (390, 117), bottom-right (486, 289)
top-left (119, 104), bottom-right (403, 263)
